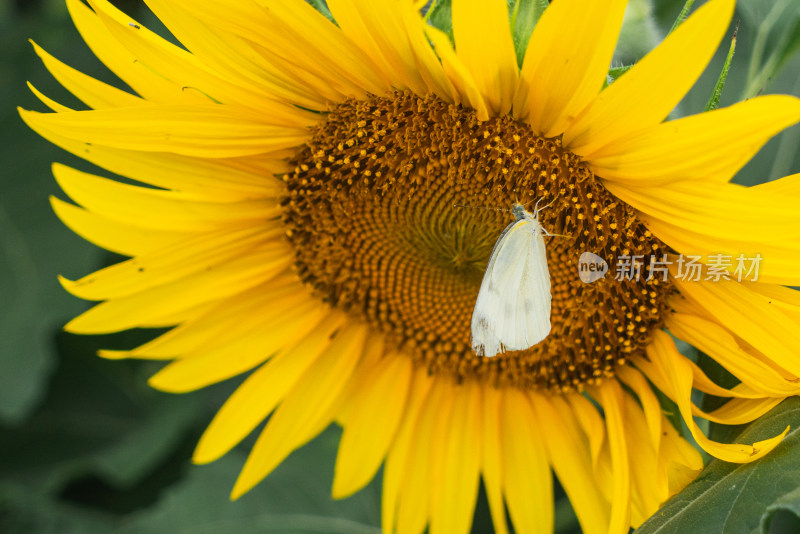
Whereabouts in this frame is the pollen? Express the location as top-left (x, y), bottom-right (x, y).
top-left (281, 92), bottom-right (674, 392)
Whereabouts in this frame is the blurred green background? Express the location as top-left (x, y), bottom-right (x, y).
top-left (1, 0), bottom-right (799, 532)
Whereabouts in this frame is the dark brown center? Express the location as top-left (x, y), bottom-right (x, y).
top-left (281, 91), bottom-right (674, 392)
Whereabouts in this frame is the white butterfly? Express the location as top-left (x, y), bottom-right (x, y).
top-left (471, 202), bottom-right (552, 357)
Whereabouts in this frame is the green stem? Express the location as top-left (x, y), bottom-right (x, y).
top-left (669, 0), bottom-right (696, 34)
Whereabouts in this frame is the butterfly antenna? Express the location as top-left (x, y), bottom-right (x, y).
top-left (453, 204), bottom-right (511, 212)
top-left (542, 229), bottom-right (572, 239)
top-left (533, 196), bottom-right (558, 216)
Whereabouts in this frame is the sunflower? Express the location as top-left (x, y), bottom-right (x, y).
top-left (20, 0), bottom-right (800, 532)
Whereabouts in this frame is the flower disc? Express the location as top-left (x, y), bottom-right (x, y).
top-left (283, 92), bottom-right (674, 391)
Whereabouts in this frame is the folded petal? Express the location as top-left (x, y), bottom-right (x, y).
top-left (641, 331), bottom-right (788, 463)
top-left (672, 277), bottom-right (800, 377)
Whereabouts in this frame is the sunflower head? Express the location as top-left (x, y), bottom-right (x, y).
top-left (21, 0), bottom-right (800, 533)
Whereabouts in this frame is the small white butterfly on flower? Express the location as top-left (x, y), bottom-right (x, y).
top-left (470, 201), bottom-right (553, 357)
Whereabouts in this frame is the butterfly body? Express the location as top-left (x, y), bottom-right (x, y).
top-left (470, 203), bottom-right (552, 357)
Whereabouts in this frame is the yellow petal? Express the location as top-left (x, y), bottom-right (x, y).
top-left (607, 178), bottom-right (800, 241)
top-left (595, 380), bottom-right (631, 534)
top-left (689, 363), bottom-right (764, 399)
top-left (673, 277), bottom-right (800, 377)
top-left (619, 391), bottom-right (664, 527)
top-left (480, 385), bottom-right (509, 534)
top-left (53, 164), bottom-right (280, 231)
top-left (514, 0), bottom-right (626, 136)
top-left (531, 393), bottom-right (610, 534)
top-left (20, 105), bottom-right (310, 158)
top-left (754, 172), bottom-right (800, 194)
top-left (326, 0), bottom-right (430, 96)
top-left (100, 279), bottom-right (295, 361)
top-left (643, 220), bottom-right (800, 285)
top-left (563, 0), bottom-right (735, 155)
top-left (231, 320), bottom-right (368, 498)
top-left (66, 0), bottom-right (208, 105)
top-left (23, 117), bottom-right (280, 199)
top-left (62, 226), bottom-right (280, 300)
top-left (616, 365), bottom-right (663, 452)
top-left (332, 353), bottom-right (413, 498)
top-left (699, 397), bottom-right (783, 425)
top-left (109, 276), bottom-right (297, 359)
top-left (31, 41), bottom-right (143, 109)
top-left (745, 280), bottom-right (800, 310)
top-left (566, 392), bottom-right (606, 468)
top-left (642, 331), bottom-right (789, 463)
top-left (251, 0), bottom-right (390, 97)
top-left (623, 390), bottom-right (669, 526)
top-left (27, 83), bottom-right (74, 113)
top-left (382, 367), bottom-right (435, 534)
top-left (148, 295), bottom-right (325, 392)
top-left (135, 0), bottom-right (330, 110)
top-left (192, 311), bottom-right (346, 464)
top-left (501, 388), bottom-right (552, 534)
top-left (637, 331), bottom-right (763, 400)
top-left (607, 179), bottom-right (800, 285)
top-left (666, 312), bottom-right (800, 396)
top-left (430, 380), bottom-right (482, 534)
top-left (395, 378), bottom-right (453, 534)
top-left (452, 0), bottom-right (518, 116)
top-left (65, 246), bottom-right (291, 334)
top-left (425, 26), bottom-right (489, 119)
top-left (398, 5), bottom-right (459, 103)
top-left (657, 415), bottom-right (703, 496)
top-left (592, 95), bottom-right (800, 182)
top-left (50, 196), bottom-right (188, 257)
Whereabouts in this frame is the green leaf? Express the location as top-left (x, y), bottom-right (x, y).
top-left (0, 331), bottom-right (204, 496)
top-left (508, 0), bottom-right (549, 67)
top-left (636, 398), bottom-right (800, 534)
top-left (741, 0), bottom-right (800, 98)
top-left (0, 5), bottom-right (108, 423)
top-left (304, 0), bottom-right (335, 23)
top-left (117, 426), bottom-right (382, 534)
top-left (0, 486), bottom-right (116, 534)
top-left (425, 0), bottom-right (453, 45)
top-left (769, 18), bottom-right (800, 80)
top-left (761, 487), bottom-right (800, 533)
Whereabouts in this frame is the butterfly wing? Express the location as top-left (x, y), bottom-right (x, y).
top-left (470, 219), bottom-right (552, 357)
